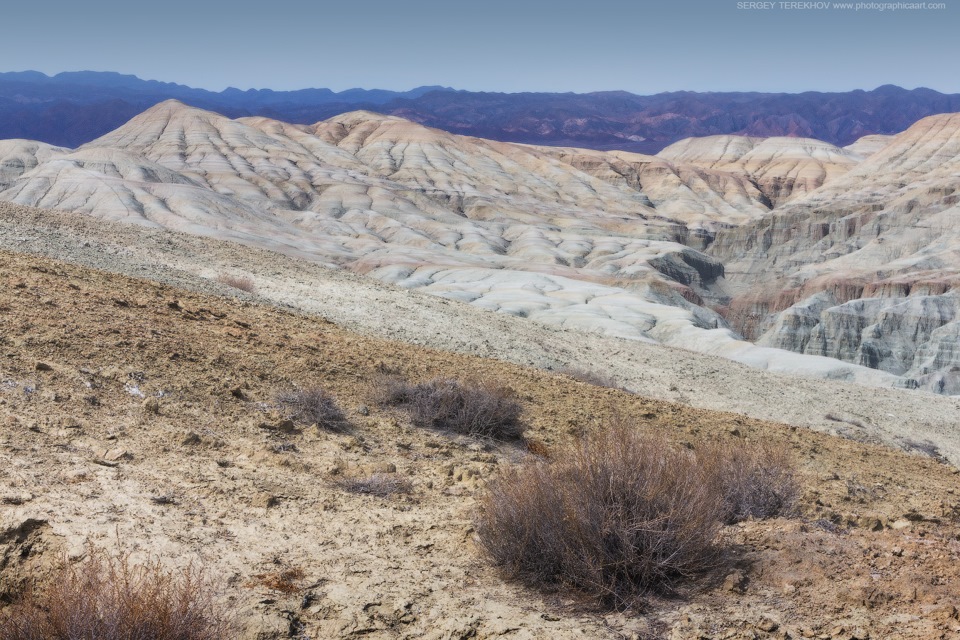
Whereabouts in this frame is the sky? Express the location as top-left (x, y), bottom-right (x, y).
top-left (4, 0), bottom-right (958, 94)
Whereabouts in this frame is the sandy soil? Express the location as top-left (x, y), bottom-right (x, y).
top-left (2, 248), bottom-right (960, 639)
top-left (2, 202), bottom-right (960, 467)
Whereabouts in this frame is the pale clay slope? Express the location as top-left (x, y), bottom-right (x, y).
top-left (0, 139), bottom-right (69, 189)
top-left (523, 144), bottom-right (772, 233)
top-left (711, 113), bottom-right (960, 393)
top-left (843, 133), bottom-right (896, 157)
top-left (658, 134), bottom-right (862, 207)
top-left (0, 100), bottom-right (902, 389)
top-left (2, 201), bottom-right (959, 466)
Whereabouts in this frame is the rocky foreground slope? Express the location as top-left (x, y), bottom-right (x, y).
top-left (2, 247), bottom-right (960, 639)
top-left (0, 101), bottom-right (925, 390)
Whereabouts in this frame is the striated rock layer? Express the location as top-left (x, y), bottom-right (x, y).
top-left (658, 134), bottom-right (861, 207)
top-left (710, 113), bottom-right (960, 393)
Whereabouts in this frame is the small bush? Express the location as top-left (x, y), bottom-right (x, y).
top-left (335, 473), bottom-right (413, 497)
top-left (215, 273), bottom-right (256, 293)
top-left (476, 423), bottom-right (725, 607)
top-left (275, 387), bottom-right (348, 432)
top-left (701, 441), bottom-right (799, 524)
top-left (0, 552), bottom-right (231, 640)
top-left (476, 423), bottom-right (801, 607)
top-left (370, 376), bottom-right (524, 441)
top-left (367, 373), bottom-right (418, 407)
top-left (247, 567), bottom-right (305, 595)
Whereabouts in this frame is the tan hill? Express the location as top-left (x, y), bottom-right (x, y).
top-left (0, 102), bottom-right (914, 390)
top-left (2, 245), bottom-right (960, 639)
top-left (843, 133), bottom-right (896, 157)
top-left (657, 134), bottom-right (861, 206)
top-left (524, 145), bottom-right (771, 234)
top-left (710, 113), bottom-right (960, 393)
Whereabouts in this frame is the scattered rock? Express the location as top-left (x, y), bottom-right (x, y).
top-left (857, 516), bottom-right (884, 531)
top-left (369, 462), bottom-right (396, 474)
top-left (142, 397), bottom-right (160, 414)
top-left (723, 570), bottom-right (748, 593)
top-left (931, 604), bottom-right (959, 622)
top-left (259, 419), bottom-right (296, 434)
top-left (103, 448), bottom-right (132, 462)
top-left (757, 617), bottom-right (779, 632)
top-left (251, 493), bottom-right (279, 509)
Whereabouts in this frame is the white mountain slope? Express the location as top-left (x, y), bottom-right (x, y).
top-left (657, 134), bottom-right (861, 206)
top-left (0, 101), bottom-right (909, 387)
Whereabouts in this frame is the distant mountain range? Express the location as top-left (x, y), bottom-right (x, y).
top-left (3, 71), bottom-right (960, 152)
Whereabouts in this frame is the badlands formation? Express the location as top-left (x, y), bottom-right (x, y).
top-left (3, 102), bottom-right (960, 638)
top-left (712, 113), bottom-right (960, 394)
top-left (4, 100), bottom-right (956, 393)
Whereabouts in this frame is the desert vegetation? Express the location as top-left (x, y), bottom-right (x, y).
top-left (475, 421), bottom-right (798, 607)
top-left (5, 247), bottom-right (959, 638)
top-left (370, 375), bottom-right (525, 441)
top-left (0, 553), bottom-right (232, 640)
top-left (335, 473), bottom-right (414, 497)
top-left (701, 441), bottom-right (799, 524)
top-left (275, 386), bottom-right (349, 432)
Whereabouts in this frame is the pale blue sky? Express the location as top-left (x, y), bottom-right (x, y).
top-left (5, 0), bottom-right (958, 93)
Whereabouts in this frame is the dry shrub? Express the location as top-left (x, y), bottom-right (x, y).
top-left (524, 438), bottom-right (552, 459)
top-left (0, 552), bottom-right (231, 640)
top-left (476, 422), bottom-right (801, 607)
top-left (367, 373), bottom-right (417, 407)
top-left (476, 423), bottom-right (725, 607)
top-left (701, 441), bottom-right (799, 524)
top-left (214, 273), bottom-right (256, 293)
top-left (370, 376), bottom-right (524, 441)
top-left (335, 473), bottom-right (413, 497)
top-left (558, 366), bottom-right (621, 390)
top-left (247, 567), bottom-right (305, 595)
top-left (275, 387), bottom-right (348, 432)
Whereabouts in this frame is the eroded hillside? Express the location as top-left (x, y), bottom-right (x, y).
top-left (1, 102), bottom-right (923, 390)
top-left (5, 202), bottom-right (960, 466)
top-left (711, 113), bottom-right (960, 393)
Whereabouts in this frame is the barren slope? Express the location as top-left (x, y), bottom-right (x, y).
top-left (2, 202), bottom-right (960, 467)
top-left (2, 247), bottom-right (960, 639)
top-left (658, 135), bottom-right (861, 206)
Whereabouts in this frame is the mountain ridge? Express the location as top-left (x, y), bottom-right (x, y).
top-left (4, 71), bottom-right (960, 152)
